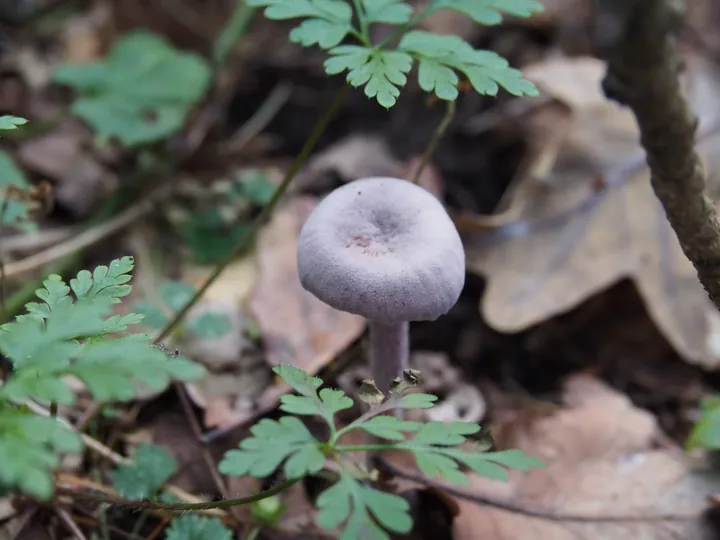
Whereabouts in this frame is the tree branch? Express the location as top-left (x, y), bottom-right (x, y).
top-left (595, 0), bottom-right (720, 309)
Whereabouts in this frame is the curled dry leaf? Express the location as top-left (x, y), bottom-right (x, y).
top-left (467, 55), bottom-right (720, 368)
top-left (451, 374), bottom-right (720, 540)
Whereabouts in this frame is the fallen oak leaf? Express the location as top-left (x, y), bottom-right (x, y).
top-left (250, 196), bottom-right (366, 371)
top-left (383, 374), bottom-right (720, 539)
top-left (455, 374), bottom-right (720, 539)
top-left (467, 55), bottom-right (720, 368)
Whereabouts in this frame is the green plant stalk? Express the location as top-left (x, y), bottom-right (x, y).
top-left (377, 3), bottom-right (434, 49)
top-left (213, 0), bottom-right (256, 67)
top-left (352, 0), bottom-right (370, 41)
top-left (335, 444), bottom-right (403, 453)
top-left (60, 478), bottom-right (298, 512)
top-left (330, 398), bottom-right (404, 445)
top-left (245, 526), bottom-right (261, 540)
top-left (131, 510), bottom-right (151, 537)
top-left (412, 98), bottom-right (456, 185)
top-left (154, 84), bottom-right (350, 343)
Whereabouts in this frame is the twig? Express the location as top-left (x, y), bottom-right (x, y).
top-left (375, 457), bottom-right (696, 522)
top-left (155, 83), bottom-right (350, 343)
top-left (219, 80), bottom-right (294, 155)
top-left (54, 508), bottom-right (88, 540)
top-left (2, 185), bottom-right (171, 278)
top-left (56, 478), bottom-right (298, 513)
top-left (245, 526), bottom-right (262, 540)
top-left (172, 380), bottom-right (243, 529)
top-left (0, 226), bottom-right (77, 252)
top-left (412, 99), bottom-right (456, 185)
top-left (595, 0), bottom-right (720, 310)
top-left (21, 401), bottom-right (225, 517)
top-left (9, 508), bottom-right (38, 540)
top-left (56, 473), bottom-right (224, 520)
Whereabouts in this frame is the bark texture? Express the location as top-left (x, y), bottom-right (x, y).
top-left (596, 0), bottom-right (720, 310)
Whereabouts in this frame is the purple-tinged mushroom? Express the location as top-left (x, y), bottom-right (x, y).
top-left (297, 177), bottom-right (465, 394)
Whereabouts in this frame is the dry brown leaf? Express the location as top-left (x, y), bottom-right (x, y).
top-left (17, 121), bottom-right (118, 217)
top-left (179, 256), bottom-right (270, 429)
top-left (294, 134), bottom-right (443, 197)
top-left (452, 374), bottom-right (720, 540)
top-left (467, 55), bottom-right (720, 368)
top-left (250, 196), bottom-right (366, 370)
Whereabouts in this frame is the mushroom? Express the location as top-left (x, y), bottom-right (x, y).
top-left (297, 177), bottom-right (465, 394)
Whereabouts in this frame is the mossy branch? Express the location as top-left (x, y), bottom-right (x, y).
top-left (595, 0), bottom-right (720, 309)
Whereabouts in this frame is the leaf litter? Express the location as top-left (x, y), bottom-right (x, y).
top-left (449, 374), bottom-right (720, 540)
top-left (5, 1), bottom-right (720, 539)
top-left (467, 54), bottom-right (720, 368)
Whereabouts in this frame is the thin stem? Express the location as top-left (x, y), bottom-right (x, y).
top-left (130, 511), bottom-right (150, 537)
top-left (377, 4), bottom-right (434, 49)
top-left (412, 99), bottom-right (456, 185)
top-left (368, 321), bottom-right (408, 397)
top-left (57, 479), bottom-right (298, 512)
top-left (352, 0), bottom-right (370, 41)
top-left (348, 28), bottom-right (371, 46)
top-left (335, 444), bottom-right (401, 453)
top-left (331, 397), bottom-right (402, 444)
top-left (55, 508), bottom-right (87, 540)
top-left (155, 84), bottom-right (350, 343)
top-left (244, 527), bottom-right (261, 540)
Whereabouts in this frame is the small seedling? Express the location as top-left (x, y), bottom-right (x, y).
top-left (219, 365), bottom-right (544, 539)
top-left (248, 0), bottom-right (543, 107)
top-left (53, 31), bottom-right (212, 146)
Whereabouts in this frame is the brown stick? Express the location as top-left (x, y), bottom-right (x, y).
top-left (595, 0), bottom-right (720, 309)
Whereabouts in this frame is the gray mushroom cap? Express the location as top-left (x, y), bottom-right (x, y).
top-left (297, 177), bottom-right (465, 324)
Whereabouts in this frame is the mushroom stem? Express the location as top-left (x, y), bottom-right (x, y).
top-left (369, 321), bottom-right (409, 395)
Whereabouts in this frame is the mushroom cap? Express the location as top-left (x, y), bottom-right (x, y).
top-left (297, 177), bottom-right (465, 324)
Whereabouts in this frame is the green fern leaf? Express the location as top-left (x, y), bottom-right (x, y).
top-left (0, 405), bottom-right (82, 499)
top-left (426, 0), bottom-right (544, 25)
top-left (399, 31), bottom-right (538, 99)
